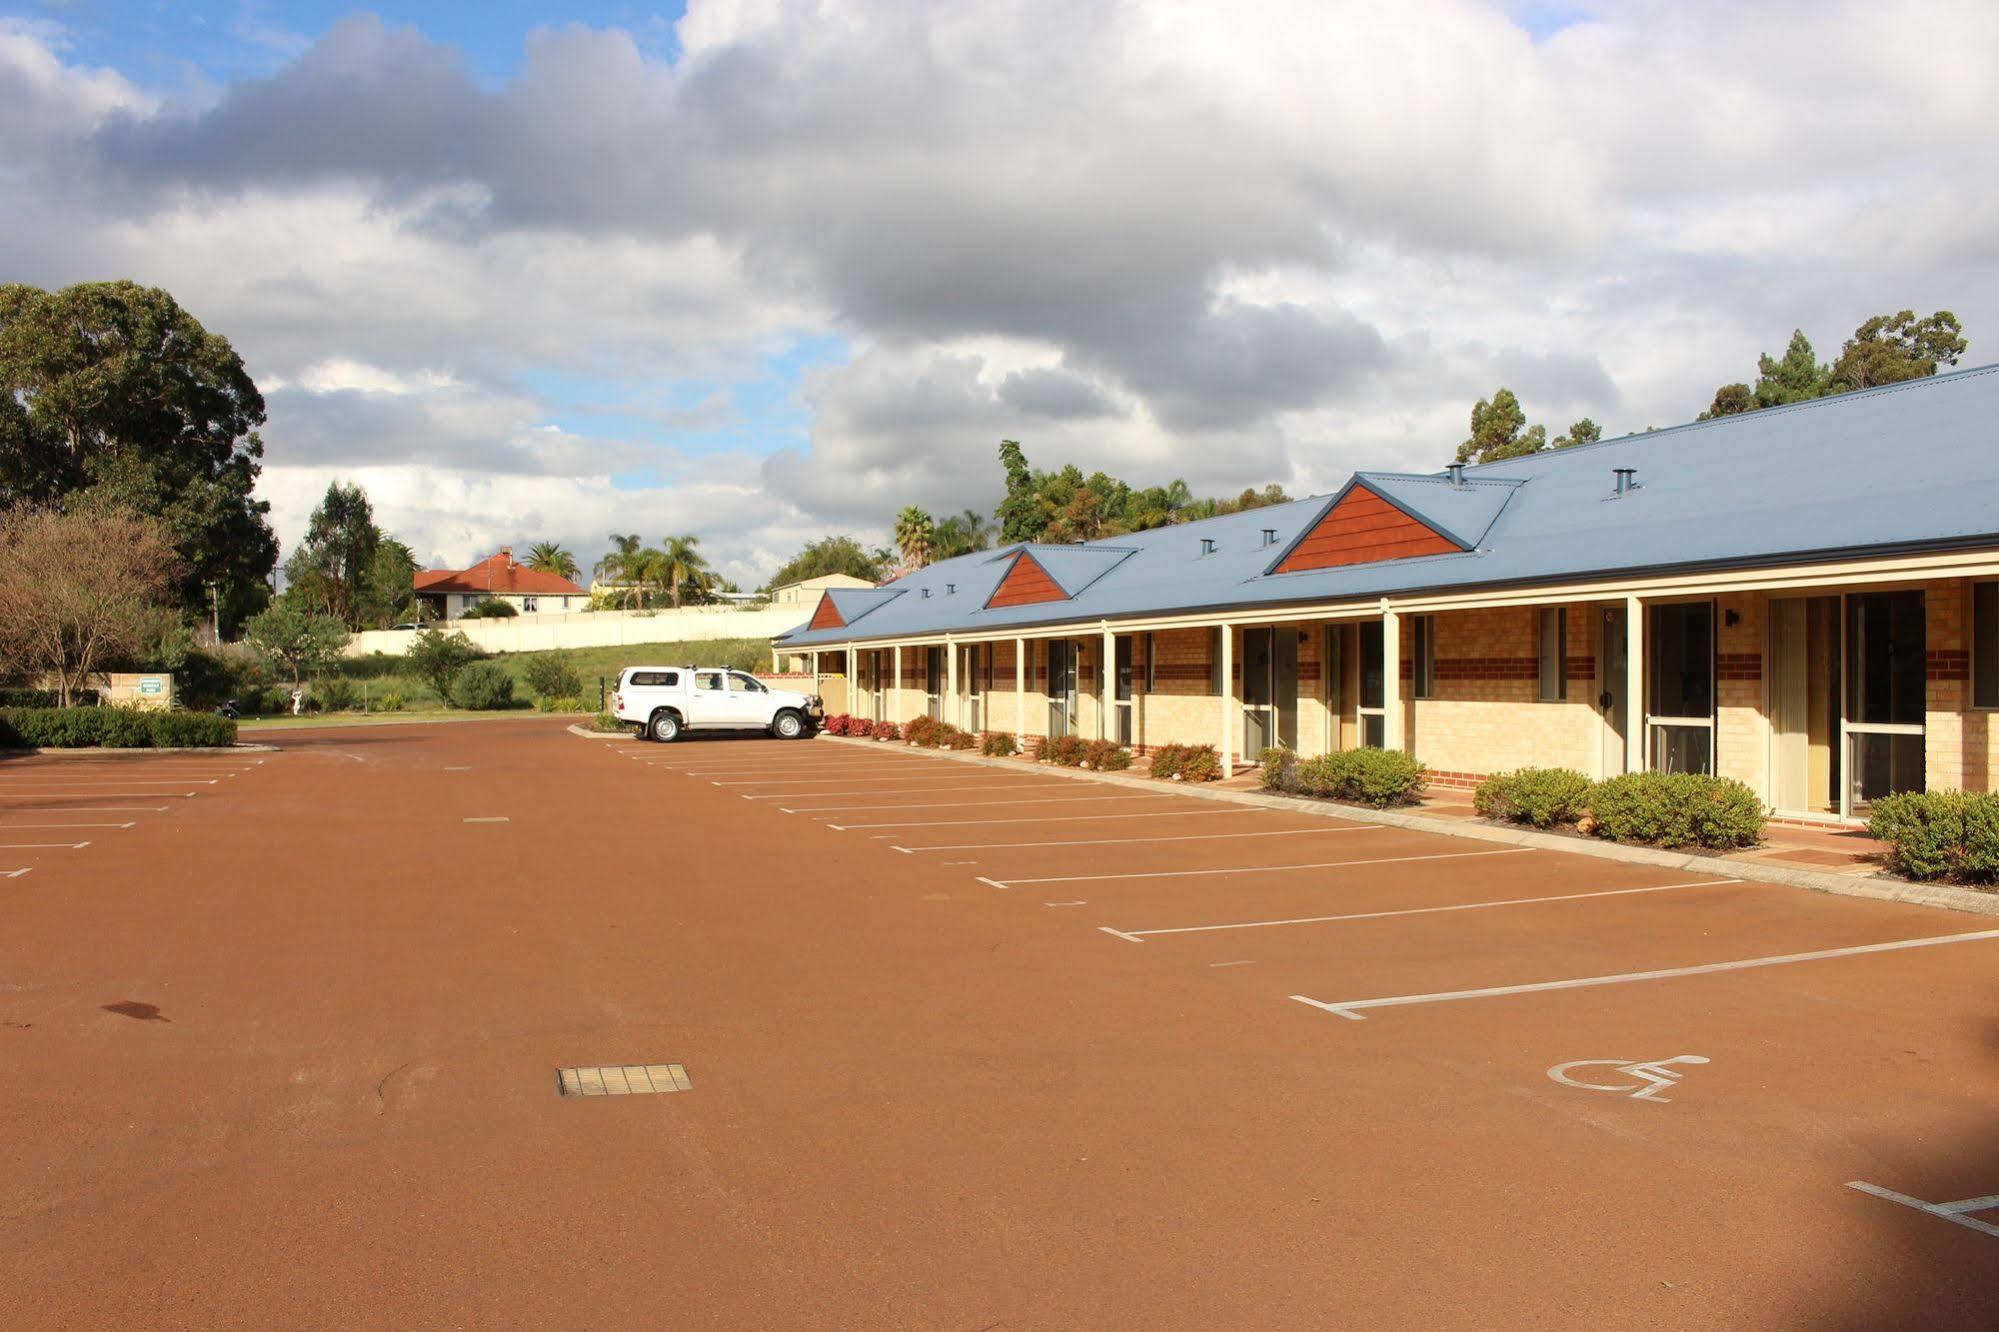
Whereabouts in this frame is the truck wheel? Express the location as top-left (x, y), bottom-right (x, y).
top-left (650, 710), bottom-right (681, 743)
top-left (771, 709), bottom-right (806, 740)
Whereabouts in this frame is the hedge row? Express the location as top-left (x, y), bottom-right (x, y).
top-left (0, 707), bottom-right (238, 749)
top-left (1149, 743), bottom-right (1222, 782)
top-left (1258, 747), bottom-right (1428, 808)
top-left (1867, 791), bottom-right (1999, 885)
top-left (903, 715), bottom-right (979, 751)
top-left (1474, 767), bottom-right (1765, 849)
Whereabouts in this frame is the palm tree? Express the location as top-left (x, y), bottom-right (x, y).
top-left (931, 508), bottom-right (991, 560)
top-left (526, 540), bottom-right (579, 581)
top-left (596, 533), bottom-right (645, 605)
top-left (654, 534), bottom-right (711, 608)
top-left (894, 506), bottom-right (935, 570)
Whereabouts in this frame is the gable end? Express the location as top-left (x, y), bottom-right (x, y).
top-left (1271, 484), bottom-right (1462, 573)
top-left (986, 552), bottom-right (1070, 608)
top-left (808, 593), bottom-right (847, 630)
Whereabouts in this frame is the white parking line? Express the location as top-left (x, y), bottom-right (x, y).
top-left (1291, 927), bottom-right (1999, 1021)
top-left (0, 778), bottom-right (216, 786)
top-left (0, 821), bottom-right (133, 829)
top-left (828, 808), bottom-right (1269, 831)
top-left (463, 816), bottom-right (510, 823)
top-left (991, 846), bottom-right (1534, 887)
top-left (786, 794), bottom-right (1176, 814)
top-left (0, 805), bottom-right (167, 813)
top-left (710, 772), bottom-right (972, 786)
top-left (1097, 878), bottom-right (1738, 942)
top-left (1, 868), bottom-right (29, 878)
top-left (0, 791), bottom-right (195, 799)
top-left (1848, 1183), bottom-right (1999, 1240)
top-left (0, 841), bottom-right (90, 849)
top-left (743, 783), bottom-right (1074, 800)
top-left (891, 826), bottom-right (1385, 853)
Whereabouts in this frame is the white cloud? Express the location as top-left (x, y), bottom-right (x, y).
top-left (4, 1), bottom-right (1999, 587)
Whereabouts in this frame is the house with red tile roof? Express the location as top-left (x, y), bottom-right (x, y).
top-left (413, 547), bottom-right (589, 620)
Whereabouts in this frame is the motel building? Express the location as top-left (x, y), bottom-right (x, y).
top-left (772, 366), bottom-right (1999, 826)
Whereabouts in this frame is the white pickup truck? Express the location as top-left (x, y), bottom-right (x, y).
top-left (612, 666), bottom-right (824, 743)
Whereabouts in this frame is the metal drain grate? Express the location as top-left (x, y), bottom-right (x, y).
top-left (558, 1063), bottom-right (692, 1097)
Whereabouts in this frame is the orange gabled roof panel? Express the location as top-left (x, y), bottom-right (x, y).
top-left (985, 552), bottom-right (1069, 608)
top-left (1272, 485), bottom-right (1461, 573)
top-left (808, 593), bottom-right (847, 630)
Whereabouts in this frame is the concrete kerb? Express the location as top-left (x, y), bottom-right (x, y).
top-left (813, 735), bottom-right (1999, 919)
top-left (4, 743), bottom-right (279, 757)
top-left (567, 723), bottom-right (638, 741)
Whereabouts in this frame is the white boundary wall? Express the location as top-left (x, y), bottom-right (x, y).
top-left (347, 605), bottom-right (807, 657)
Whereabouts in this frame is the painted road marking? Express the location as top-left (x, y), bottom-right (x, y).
top-left (1291, 927), bottom-right (1999, 1021)
top-left (463, 816), bottom-right (511, 823)
top-left (0, 778), bottom-right (216, 786)
top-left (1043, 900), bottom-right (1089, 907)
top-left (828, 808), bottom-right (1267, 831)
top-left (710, 773), bottom-right (1011, 786)
top-left (0, 841), bottom-right (90, 849)
top-left (0, 784), bottom-right (194, 792)
top-left (1096, 879), bottom-right (1735, 942)
top-left (0, 821), bottom-right (133, 829)
top-left (0, 805), bottom-right (168, 813)
top-left (1847, 1183), bottom-right (1999, 1240)
top-left (996, 846), bottom-right (1534, 888)
top-left (1, 868), bottom-right (30, 878)
top-left (891, 826), bottom-right (1385, 853)
top-left (743, 783), bottom-right (1074, 800)
top-left (786, 794), bottom-right (1176, 814)
top-left (1548, 1055), bottom-right (1709, 1103)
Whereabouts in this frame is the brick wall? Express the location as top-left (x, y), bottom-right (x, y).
top-left (1407, 604), bottom-right (1601, 783)
top-left (1715, 593), bottom-right (1768, 798)
top-left (1925, 578), bottom-right (1997, 794)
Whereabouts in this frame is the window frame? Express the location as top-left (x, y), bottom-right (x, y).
top-left (1537, 607), bottom-right (1569, 703)
top-left (1410, 614), bottom-right (1436, 701)
top-left (1974, 581), bottom-right (1999, 711)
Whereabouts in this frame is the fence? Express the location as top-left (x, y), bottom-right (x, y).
top-left (347, 605), bottom-right (809, 657)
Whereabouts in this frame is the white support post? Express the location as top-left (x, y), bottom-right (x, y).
top-left (1220, 622), bottom-right (1235, 772)
top-left (1101, 624), bottom-right (1115, 742)
top-left (1015, 637), bottom-right (1027, 744)
top-left (846, 645), bottom-right (857, 718)
top-left (1625, 595), bottom-right (1645, 774)
top-left (770, 646), bottom-right (779, 674)
top-left (1382, 604), bottom-right (1403, 752)
top-left (892, 645), bottom-right (903, 722)
top-left (946, 636), bottom-right (960, 728)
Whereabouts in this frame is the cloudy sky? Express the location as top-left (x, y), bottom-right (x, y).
top-left (4, 1), bottom-right (1996, 585)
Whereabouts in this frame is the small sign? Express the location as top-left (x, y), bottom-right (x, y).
top-left (137, 677), bottom-right (164, 696)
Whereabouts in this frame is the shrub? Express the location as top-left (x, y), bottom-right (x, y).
top-left (450, 661), bottom-right (517, 711)
top-left (522, 651), bottom-right (583, 700)
top-left (1079, 739), bottom-right (1132, 771)
top-left (316, 677), bottom-right (359, 712)
top-left (458, 598), bottom-right (518, 618)
top-left (1149, 743), bottom-right (1221, 782)
top-left (822, 713), bottom-right (851, 735)
top-left (1029, 735), bottom-right (1053, 763)
top-left (904, 715), bottom-right (943, 746)
top-left (1292, 748), bottom-right (1427, 807)
top-left (1259, 746), bottom-right (1297, 791)
top-left (870, 719), bottom-right (901, 741)
top-left (1148, 743), bottom-right (1186, 779)
top-left (0, 707), bottom-right (235, 749)
top-left (1583, 772), bottom-right (1765, 849)
top-left (536, 694), bottom-right (586, 713)
top-left (982, 732), bottom-right (1019, 757)
top-left (1049, 735), bottom-right (1090, 767)
top-left (1868, 791), bottom-right (1999, 884)
top-left (407, 629), bottom-right (482, 705)
top-left (943, 728), bottom-right (978, 750)
top-left (1474, 767), bottom-right (1593, 827)
top-left (376, 689), bottom-right (405, 713)
top-left (589, 711), bottom-right (628, 733)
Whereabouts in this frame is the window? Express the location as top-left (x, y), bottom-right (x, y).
top-left (522, 596), bottom-right (537, 612)
top-left (1976, 583), bottom-right (1999, 709)
top-left (1647, 601), bottom-right (1715, 775)
top-left (697, 671), bottom-right (726, 691)
top-left (1358, 620), bottom-right (1385, 748)
top-left (1144, 632), bottom-right (1156, 693)
top-left (1410, 615), bottom-right (1436, 700)
top-left (728, 673), bottom-right (765, 693)
top-left (1210, 626), bottom-right (1226, 695)
top-left (628, 671), bottom-right (678, 687)
top-left (1538, 607), bottom-right (1568, 702)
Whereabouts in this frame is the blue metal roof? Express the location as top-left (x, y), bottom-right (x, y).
top-left (777, 364), bottom-right (1999, 646)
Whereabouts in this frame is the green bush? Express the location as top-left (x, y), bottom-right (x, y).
top-left (1049, 735), bottom-right (1090, 767)
top-left (450, 661), bottom-right (517, 711)
top-left (536, 694), bottom-right (586, 713)
top-left (943, 728), bottom-right (978, 750)
top-left (1292, 748), bottom-right (1427, 807)
top-left (589, 712), bottom-right (629, 733)
top-left (316, 677), bottom-right (359, 711)
top-left (1149, 743), bottom-right (1222, 782)
top-left (1259, 746), bottom-right (1296, 790)
top-left (459, 598), bottom-right (518, 619)
top-left (1868, 791), bottom-right (1999, 884)
top-left (1474, 767), bottom-right (1593, 827)
top-left (521, 651), bottom-right (583, 700)
top-left (982, 732), bottom-right (1019, 757)
top-left (1583, 772), bottom-right (1765, 849)
top-left (376, 689), bottom-right (405, 712)
top-left (0, 707), bottom-right (236, 749)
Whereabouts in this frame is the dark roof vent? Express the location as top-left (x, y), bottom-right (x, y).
top-left (945, 583), bottom-right (955, 595)
top-left (1200, 537), bottom-right (1217, 556)
top-left (1445, 462), bottom-right (1465, 489)
top-left (1261, 528), bottom-right (1278, 547)
top-left (921, 587), bottom-right (931, 598)
top-left (1612, 466), bottom-right (1638, 496)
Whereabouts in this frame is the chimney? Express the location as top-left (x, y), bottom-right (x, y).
top-left (1445, 462), bottom-right (1465, 489)
top-left (500, 545), bottom-right (514, 567)
top-left (1612, 467), bottom-right (1638, 496)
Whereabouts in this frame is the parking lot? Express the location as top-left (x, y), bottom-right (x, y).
top-left (4, 719), bottom-right (1997, 1326)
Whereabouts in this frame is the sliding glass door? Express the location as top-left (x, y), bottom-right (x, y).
top-left (1646, 602), bottom-right (1715, 775)
top-left (1845, 591), bottom-right (1925, 812)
